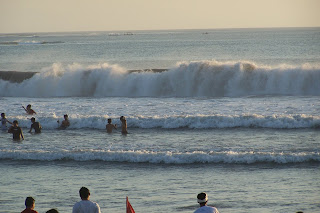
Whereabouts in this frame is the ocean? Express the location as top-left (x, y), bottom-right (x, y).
top-left (0, 28), bottom-right (319, 213)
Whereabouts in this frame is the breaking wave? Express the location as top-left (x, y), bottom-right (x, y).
top-left (0, 149), bottom-right (318, 164)
top-left (0, 60), bottom-right (320, 97)
top-left (4, 114), bottom-right (320, 130)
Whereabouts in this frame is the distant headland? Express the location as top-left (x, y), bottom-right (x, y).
top-left (0, 69), bottom-right (168, 83)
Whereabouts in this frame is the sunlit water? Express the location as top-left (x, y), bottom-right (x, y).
top-left (0, 96), bottom-right (319, 213)
top-left (0, 28), bottom-right (320, 212)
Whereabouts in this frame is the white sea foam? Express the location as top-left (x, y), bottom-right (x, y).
top-left (8, 114), bottom-right (320, 129)
top-left (0, 149), bottom-right (318, 164)
top-left (1, 61), bottom-right (319, 97)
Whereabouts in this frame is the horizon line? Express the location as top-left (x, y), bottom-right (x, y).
top-left (1, 26), bottom-right (319, 35)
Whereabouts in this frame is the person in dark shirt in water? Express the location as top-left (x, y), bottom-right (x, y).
top-left (8, 120), bottom-right (24, 141)
top-left (28, 117), bottom-right (42, 133)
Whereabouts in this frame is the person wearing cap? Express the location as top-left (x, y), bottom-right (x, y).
top-left (28, 117), bottom-right (42, 134)
top-left (8, 120), bottom-right (24, 141)
top-left (72, 187), bottom-right (101, 213)
top-left (194, 192), bottom-right (219, 213)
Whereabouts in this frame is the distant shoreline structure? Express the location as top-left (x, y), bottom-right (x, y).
top-left (0, 69), bottom-right (168, 83)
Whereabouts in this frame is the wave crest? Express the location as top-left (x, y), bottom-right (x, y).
top-left (0, 149), bottom-right (318, 164)
top-left (5, 114), bottom-right (320, 129)
top-left (1, 61), bottom-right (320, 97)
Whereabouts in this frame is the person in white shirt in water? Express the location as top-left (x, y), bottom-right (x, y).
top-left (72, 187), bottom-right (101, 213)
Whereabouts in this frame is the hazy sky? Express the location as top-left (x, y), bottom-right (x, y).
top-left (1, 0), bottom-right (319, 33)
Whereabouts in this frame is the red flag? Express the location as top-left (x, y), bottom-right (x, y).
top-left (126, 196), bottom-right (135, 213)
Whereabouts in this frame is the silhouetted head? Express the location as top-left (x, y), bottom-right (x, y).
top-left (1, 113), bottom-right (5, 118)
top-left (64, 114), bottom-right (68, 119)
top-left (25, 197), bottom-right (35, 208)
top-left (13, 120), bottom-right (18, 126)
top-left (31, 117), bottom-right (36, 122)
top-left (27, 104), bottom-right (31, 109)
top-left (108, 118), bottom-right (112, 124)
top-left (46, 209), bottom-right (59, 213)
top-left (79, 187), bottom-right (90, 200)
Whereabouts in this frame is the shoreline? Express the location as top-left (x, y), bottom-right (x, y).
top-left (0, 69), bottom-right (168, 83)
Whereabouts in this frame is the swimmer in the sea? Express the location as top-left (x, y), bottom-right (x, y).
top-left (1, 113), bottom-right (12, 131)
top-left (22, 104), bottom-right (36, 115)
top-left (106, 118), bottom-right (117, 133)
top-left (8, 120), bottom-right (24, 141)
top-left (28, 117), bottom-right (42, 134)
top-left (120, 116), bottom-right (128, 134)
top-left (57, 114), bottom-right (70, 129)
